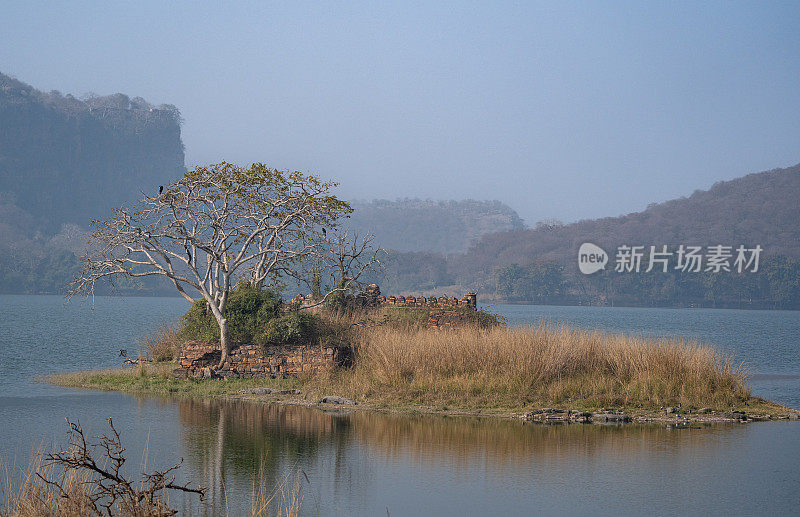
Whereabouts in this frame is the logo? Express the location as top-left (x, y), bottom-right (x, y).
top-left (577, 243), bottom-right (762, 275)
top-left (578, 243), bottom-right (608, 274)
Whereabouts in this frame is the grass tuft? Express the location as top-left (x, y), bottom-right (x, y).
top-left (307, 322), bottom-right (751, 410)
top-left (140, 324), bottom-right (183, 363)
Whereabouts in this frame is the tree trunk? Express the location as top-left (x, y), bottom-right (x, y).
top-left (217, 317), bottom-right (230, 368)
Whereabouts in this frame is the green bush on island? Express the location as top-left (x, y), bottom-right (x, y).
top-left (225, 284), bottom-right (283, 342)
top-left (264, 312), bottom-right (319, 345)
top-left (474, 308), bottom-right (505, 328)
top-left (178, 282), bottom-right (350, 348)
top-left (180, 283), bottom-right (285, 344)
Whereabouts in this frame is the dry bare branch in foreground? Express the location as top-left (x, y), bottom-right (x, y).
top-left (35, 418), bottom-right (205, 516)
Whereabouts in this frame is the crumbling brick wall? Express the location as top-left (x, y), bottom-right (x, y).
top-left (362, 285), bottom-right (480, 327)
top-left (366, 285), bottom-right (477, 310)
top-left (173, 341), bottom-right (352, 379)
top-left (290, 285), bottom-right (479, 328)
top-left (292, 285), bottom-right (477, 311)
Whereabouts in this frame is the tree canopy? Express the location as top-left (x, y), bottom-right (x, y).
top-left (71, 162), bottom-right (380, 364)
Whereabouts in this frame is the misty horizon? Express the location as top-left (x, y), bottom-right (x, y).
top-left (2, 6), bottom-right (800, 516)
top-left (2, 67), bottom-right (796, 228)
top-left (3, 1), bottom-right (799, 225)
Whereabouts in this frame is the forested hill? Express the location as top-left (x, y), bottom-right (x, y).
top-left (0, 72), bottom-right (185, 294)
top-left (463, 163), bottom-right (800, 272)
top-left (0, 72), bottom-right (185, 232)
top-left (345, 199), bottom-right (525, 253)
top-left (382, 163), bottom-right (800, 309)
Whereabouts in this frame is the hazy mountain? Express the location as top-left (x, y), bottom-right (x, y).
top-left (0, 72), bottom-right (185, 294)
top-left (0, 72), bottom-right (185, 232)
top-left (461, 163), bottom-right (800, 274)
top-left (345, 199), bottom-right (525, 253)
top-left (1, 71), bottom-right (796, 308)
top-left (383, 163), bottom-right (800, 308)
top-left (0, 73), bottom-right (527, 294)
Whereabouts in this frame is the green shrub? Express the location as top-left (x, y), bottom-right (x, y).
top-left (225, 283), bottom-right (281, 342)
top-left (474, 308), bottom-right (505, 328)
top-left (264, 312), bottom-right (319, 344)
top-left (177, 283), bottom-right (352, 347)
top-left (180, 283), bottom-right (282, 343)
top-left (180, 301), bottom-right (220, 342)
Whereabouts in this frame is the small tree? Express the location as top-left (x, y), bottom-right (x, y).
top-left (296, 230), bottom-right (385, 310)
top-left (70, 162), bottom-right (379, 366)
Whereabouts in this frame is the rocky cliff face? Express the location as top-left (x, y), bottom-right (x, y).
top-left (0, 72), bottom-right (185, 231)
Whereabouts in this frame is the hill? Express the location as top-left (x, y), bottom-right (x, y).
top-left (1, 71), bottom-right (796, 308)
top-left (464, 163), bottom-right (800, 271)
top-left (345, 199), bottom-right (525, 253)
top-left (0, 72), bottom-right (185, 294)
top-left (0, 72), bottom-right (185, 231)
top-left (382, 164), bottom-right (800, 309)
top-left (0, 73), bottom-right (525, 294)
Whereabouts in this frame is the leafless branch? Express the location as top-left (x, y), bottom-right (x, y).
top-left (38, 418), bottom-right (205, 516)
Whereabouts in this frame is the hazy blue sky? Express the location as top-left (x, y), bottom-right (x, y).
top-left (2, 1), bottom-right (799, 224)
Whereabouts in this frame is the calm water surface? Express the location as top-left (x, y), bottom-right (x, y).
top-left (1, 296), bottom-right (798, 515)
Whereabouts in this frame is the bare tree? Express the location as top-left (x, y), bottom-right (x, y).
top-left (293, 230), bottom-right (385, 309)
top-left (70, 162), bottom-right (357, 366)
top-left (38, 418), bottom-right (204, 516)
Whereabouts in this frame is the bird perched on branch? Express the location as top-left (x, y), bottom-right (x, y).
top-left (119, 349), bottom-right (139, 365)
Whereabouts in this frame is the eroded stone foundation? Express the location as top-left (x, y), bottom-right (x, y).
top-left (173, 341), bottom-right (352, 379)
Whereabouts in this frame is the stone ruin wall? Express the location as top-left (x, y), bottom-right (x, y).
top-left (294, 285), bottom-right (477, 310)
top-left (376, 294), bottom-right (477, 310)
top-left (173, 341), bottom-right (351, 380)
top-left (174, 285), bottom-right (477, 379)
top-left (293, 285), bottom-right (478, 328)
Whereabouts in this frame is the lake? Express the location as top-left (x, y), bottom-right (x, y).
top-left (1, 295), bottom-right (798, 515)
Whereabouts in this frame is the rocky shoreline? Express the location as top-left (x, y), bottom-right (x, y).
top-left (49, 366), bottom-right (800, 427)
top-left (234, 388), bottom-right (800, 425)
top-left (520, 406), bottom-right (800, 424)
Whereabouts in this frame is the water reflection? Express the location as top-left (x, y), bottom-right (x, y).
top-left (173, 399), bottom-right (772, 515)
top-left (178, 400), bottom-right (361, 514)
top-left (3, 297), bottom-right (798, 514)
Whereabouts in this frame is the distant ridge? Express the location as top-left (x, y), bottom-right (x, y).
top-left (346, 199), bottom-right (525, 253)
top-left (380, 163), bottom-right (800, 309)
top-left (463, 162), bottom-right (800, 273)
top-left (0, 72), bottom-right (185, 294)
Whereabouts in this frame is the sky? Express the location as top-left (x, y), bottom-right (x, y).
top-left (2, 1), bottom-right (799, 225)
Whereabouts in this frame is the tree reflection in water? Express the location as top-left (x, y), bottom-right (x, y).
top-left (175, 399), bottom-right (740, 515)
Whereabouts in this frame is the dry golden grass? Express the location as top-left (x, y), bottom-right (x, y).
top-left (2, 450), bottom-right (303, 517)
top-left (311, 322), bottom-right (750, 410)
top-left (49, 315), bottom-right (758, 414)
top-left (2, 451), bottom-right (98, 517)
top-left (251, 467), bottom-right (303, 517)
top-left (140, 324), bottom-right (183, 363)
